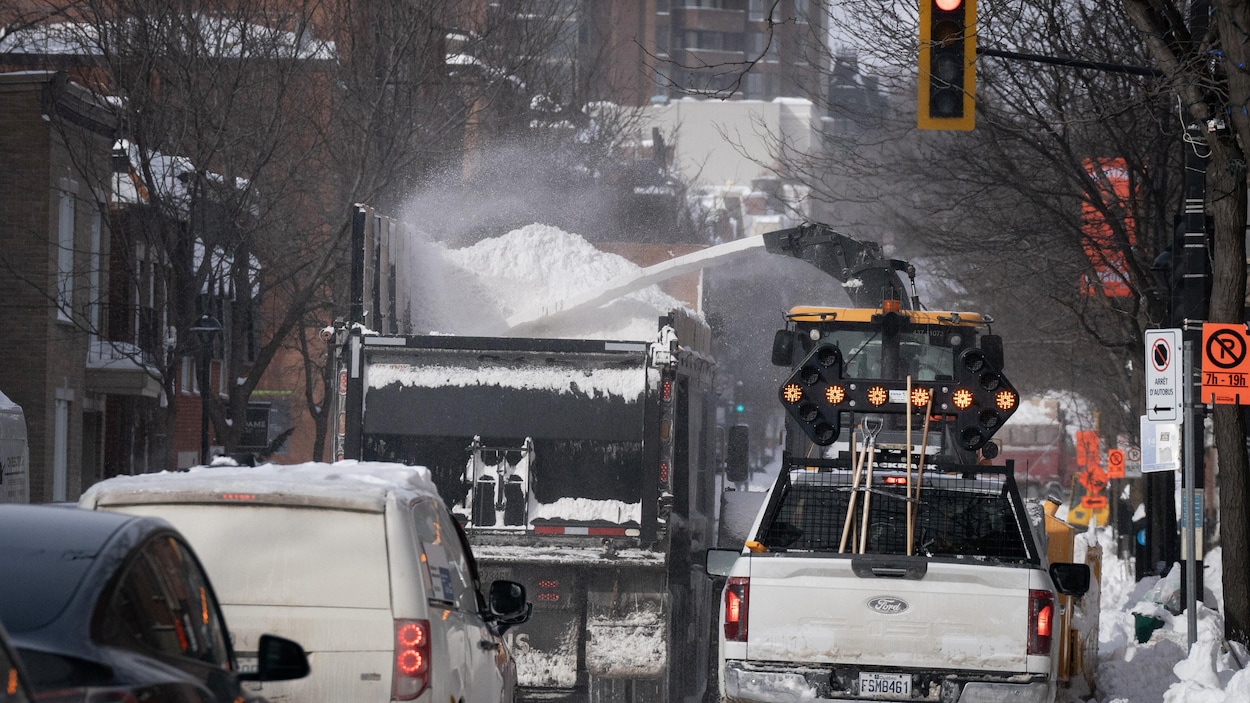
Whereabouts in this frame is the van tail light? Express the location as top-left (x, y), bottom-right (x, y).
top-left (723, 576), bottom-right (750, 642)
top-left (1028, 589), bottom-right (1055, 655)
top-left (392, 619), bottom-right (431, 700)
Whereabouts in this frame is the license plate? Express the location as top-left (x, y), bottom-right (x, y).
top-left (858, 672), bottom-right (911, 698)
top-left (235, 655), bottom-right (259, 675)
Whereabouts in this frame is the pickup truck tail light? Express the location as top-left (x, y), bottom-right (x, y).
top-left (1028, 589), bottom-right (1054, 655)
top-left (724, 577), bottom-right (750, 642)
top-left (393, 619), bottom-right (431, 700)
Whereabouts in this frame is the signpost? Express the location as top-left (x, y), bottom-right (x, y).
top-left (1145, 328), bottom-right (1182, 421)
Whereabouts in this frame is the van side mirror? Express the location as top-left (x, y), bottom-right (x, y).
top-left (239, 634), bottom-right (310, 682)
top-left (1049, 562), bottom-right (1091, 597)
top-left (771, 329), bottom-right (796, 367)
top-left (981, 334), bottom-right (1005, 371)
top-left (489, 580), bottom-right (532, 632)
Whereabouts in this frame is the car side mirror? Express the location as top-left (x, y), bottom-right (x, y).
top-left (239, 634), bottom-right (309, 682)
top-left (1049, 562), bottom-right (1091, 597)
top-left (489, 580), bottom-right (532, 633)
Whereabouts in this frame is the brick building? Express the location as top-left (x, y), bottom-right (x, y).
top-left (0, 71), bottom-right (119, 501)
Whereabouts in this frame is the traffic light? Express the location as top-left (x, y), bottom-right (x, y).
top-left (918, 0), bottom-right (976, 130)
top-left (726, 424), bottom-right (750, 482)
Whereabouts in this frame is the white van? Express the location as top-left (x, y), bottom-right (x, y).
top-left (79, 461), bottom-right (531, 703)
top-left (0, 390), bottom-right (28, 503)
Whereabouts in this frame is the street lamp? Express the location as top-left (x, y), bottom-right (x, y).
top-left (189, 314), bottom-right (223, 465)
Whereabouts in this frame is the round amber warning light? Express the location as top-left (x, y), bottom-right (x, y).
top-left (782, 383), bottom-right (804, 403)
top-left (867, 386), bottom-right (889, 406)
top-left (825, 385), bottom-right (846, 404)
top-left (910, 387), bottom-right (932, 407)
top-left (952, 388), bottom-right (975, 409)
top-left (996, 390), bottom-right (1017, 411)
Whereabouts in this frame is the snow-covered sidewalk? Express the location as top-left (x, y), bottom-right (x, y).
top-left (1063, 533), bottom-right (1250, 702)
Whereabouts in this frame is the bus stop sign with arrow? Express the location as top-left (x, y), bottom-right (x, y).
top-left (1145, 328), bottom-right (1182, 421)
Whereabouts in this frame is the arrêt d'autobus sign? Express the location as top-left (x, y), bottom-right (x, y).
top-left (1145, 328), bottom-right (1181, 422)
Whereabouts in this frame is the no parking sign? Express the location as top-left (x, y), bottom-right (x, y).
top-left (1202, 323), bottom-right (1250, 404)
top-left (1107, 448), bottom-right (1125, 479)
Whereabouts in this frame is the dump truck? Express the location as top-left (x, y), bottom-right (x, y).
top-left (331, 206), bottom-right (726, 703)
top-left (705, 222), bottom-right (1100, 703)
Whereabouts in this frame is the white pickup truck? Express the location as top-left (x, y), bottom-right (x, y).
top-left (705, 460), bottom-right (1092, 703)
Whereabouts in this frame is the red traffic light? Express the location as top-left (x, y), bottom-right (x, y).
top-left (918, 0), bottom-right (977, 130)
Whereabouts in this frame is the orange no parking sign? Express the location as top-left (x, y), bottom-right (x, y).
top-left (1107, 449), bottom-right (1125, 479)
top-left (1201, 323), bottom-right (1250, 404)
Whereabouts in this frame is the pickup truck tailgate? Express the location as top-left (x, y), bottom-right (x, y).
top-left (740, 555), bottom-right (1033, 672)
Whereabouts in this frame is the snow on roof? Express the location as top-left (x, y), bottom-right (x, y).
top-left (404, 223), bottom-right (694, 341)
top-left (86, 339), bottom-right (160, 373)
top-left (366, 362), bottom-right (645, 398)
top-left (80, 461), bottom-right (439, 511)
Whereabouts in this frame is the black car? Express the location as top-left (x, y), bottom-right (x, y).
top-left (0, 504), bottom-right (309, 703)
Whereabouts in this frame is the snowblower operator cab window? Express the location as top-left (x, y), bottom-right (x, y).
top-left (820, 327), bottom-right (967, 382)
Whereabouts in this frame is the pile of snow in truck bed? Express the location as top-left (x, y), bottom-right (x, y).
top-left (403, 223), bottom-right (694, 340)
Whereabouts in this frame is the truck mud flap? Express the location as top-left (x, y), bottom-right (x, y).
top-left (508, 612), bottom-right (582, 690)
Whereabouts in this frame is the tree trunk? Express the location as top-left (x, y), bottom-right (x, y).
top-left (1205, 131), bottom-right (1249, 643)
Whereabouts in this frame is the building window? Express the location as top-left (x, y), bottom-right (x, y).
top-left (796, 0), bottom-right (811, 24)
top-left (88, 209), bottom-right (101, 337)
top-left (748, 0), bottom-right (766, 22)
top-left (181, 356), bottom-right (194, 395)
top-left (57, 190), bottom-right (76, 322)
top-left (53, 395), bottom-right (70, 501)
top-left (745, 72), bottom-right (762, 99)
top-left (749, 32), bottom-right (765, 58)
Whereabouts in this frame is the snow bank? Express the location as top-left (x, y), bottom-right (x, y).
top-left (1063, 529), bottom-right (1249, 703)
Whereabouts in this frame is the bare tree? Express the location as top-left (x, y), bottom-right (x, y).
top-left (1121, 0), bottom-right (1250, 645)
top-left (747, 0), bottom-right (1250, 645)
